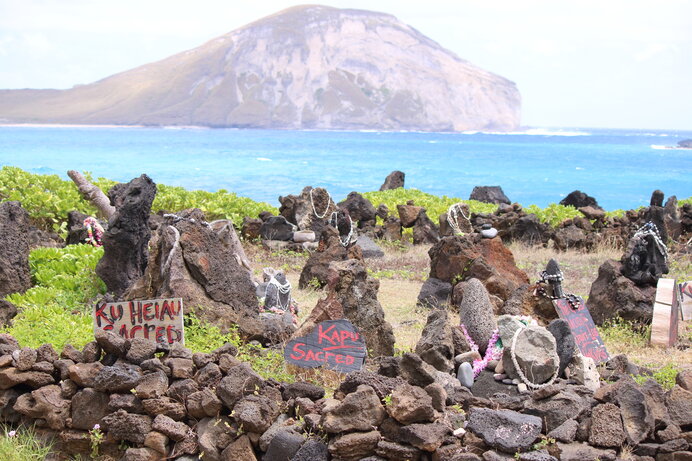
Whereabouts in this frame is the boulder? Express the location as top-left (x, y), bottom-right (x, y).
top-left (589, 403), bottom-right (626, 447)
top-left (338, 191), bottom-right (377, 225)
top-left (278, 186), bottom-right (337, 234)
top-left (216, 363), bottom-right (263, 409)
top-left (13, 384), bottom-right (71, 430)
top-left (504, 214), bottom-right (552, 246)
top-left (320, 258), bottom-right (395, 356)
top-left (71, 388), bottom-right (109, 430)
top-left (263, 430), bottom-right (305, 461)
top-left (578, 206), bottom-right (605, 221)
top-left (0, 300), bottom-right (17, 328)
top-left (232, 393), bottom-right (281, 433)
top-left (299, 226), bottom-right (363, 289)
top-left (380, 171), bottom-right (405, 190)
top-left (467, 408), bottom-right (542, 453)
top-left (380, 216), bottom-right (402, 241)
top-left (96, 175), bottom-right (156, 296)
top-left (560, 191), bottom-right (601, 210)
top-left (547, 319), bottom-right (575, 378)
top-left (124, 208), bottom-right (266, 339)
top-left (469, 186), bottom-right (511, 205)
top-left (553, 224), bottom-right (588, 251)
top-left (397, 204), bottom-right (423, 228)
top-left (221, 434), bottom-right (257, 461)
top-left (356, 234), bottom-right (385, 258)
top-left (503, 325), bottom-right (559, 386)
top-left (186, 388), bottom-right (222, 419)
top-left (321, 385), bottom-right (385, 433)
top-left (458, 279), bottom-right (498, 355)
top-left (587, 259), bottom-right (656, 325)
top-left (328, 430), bottom-right (380, 460)
top-left (387, 383), bottom-right (435, 425)
top-left (416, 277), bottom-right (452, 309)
top-left (666, 385), bottom-right (692, 427)
top-left (241, 216), bottom-right (263, 241)
top-left (429, 234), bottom-right (529, 302)
top-left (413, 210), bottom-right (440, 244)
top-left (415, 308), bottom-right (455, 372)
top-left (440, 203), bottom-right (473, 237)
top-left (337, 371), bottom-right (407, 401)
top-left (555, 443), bottom-right (616, 461)
top-left (260, 216), bottom-right (294, 241)
top-left (291, 438), bottom-right (329, 461)
top-left (399, 422), bottom-right (449, 452)
top-left (613, 379), bottom-right (654, 444)
top-left (523, 390), bottom-right (589, 432)
top-left (0, 201), bottom-right (31, 297)
top-left (65, 210), bottom-right (91, 245)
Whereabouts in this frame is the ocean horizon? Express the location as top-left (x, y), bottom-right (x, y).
top-left (1, 124), bottom-right (691, 211)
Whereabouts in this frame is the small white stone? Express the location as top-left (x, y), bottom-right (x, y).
top-left (453, 427), bottom-right (466, 438)
top-left (511, 378), bottom-right (520, 385)
top-left (493, 373), bottom-right (506, 381)
top-left (517, 383), bottom-right (529, 393)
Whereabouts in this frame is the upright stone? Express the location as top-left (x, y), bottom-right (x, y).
top-left (0, 201), bottom-right (31, 297)
top-left (380, 171), bottom-right (405, 190)
top-left (96, 175), bottom-right (156, 295)
top-left (547, 319), bottom-right (575, 378)
top-left (469, 186), bottom-right (511, 205)
top-left (458, 278), bottom-right (497, 354)
top-left (560, 190), bottom-right (601, 210)
top-left (415, 309), bottom-right (455, 372)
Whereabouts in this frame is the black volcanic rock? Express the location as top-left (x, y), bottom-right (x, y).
top-left (560, 190), bottom-right (601, 210)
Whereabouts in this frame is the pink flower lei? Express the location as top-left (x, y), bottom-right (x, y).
top-left (83, 217), bottom-right (104, 247)
top-left (459, 324), bottom-right (503, 378)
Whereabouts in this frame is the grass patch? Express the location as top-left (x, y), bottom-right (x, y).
top-left (0, 425), bottom-right (53, 461)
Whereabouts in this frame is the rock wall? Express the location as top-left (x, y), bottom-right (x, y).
top-left (1, 332), bottom-right (690, 461)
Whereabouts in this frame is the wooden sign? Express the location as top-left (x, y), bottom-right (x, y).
top-left (650, 278), bottom-right (678, 347)
top-left (94, 298), bottom-right (184, 345)
top-left (679, 281), bottom-right (692, 321)
top-left (553, 298), bottom-right (609, 363)
top-left (284, 319), bottom-right (366, 373)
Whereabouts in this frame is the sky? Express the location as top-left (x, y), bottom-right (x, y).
top-left (0, 0), bottom-right (690, 130)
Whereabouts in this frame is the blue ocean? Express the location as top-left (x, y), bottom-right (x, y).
top-left (1, 125), bottom-right (690, 211)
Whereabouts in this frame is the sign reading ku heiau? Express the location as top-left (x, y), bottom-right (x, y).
top-left (284, 319), bottom-right (366, 373)
top-left (94, 298), bottom-right (184, 345)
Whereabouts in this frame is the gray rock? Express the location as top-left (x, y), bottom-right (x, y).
top-left (589, 403), bottom-right (626, 448)
top-left (0, 201), bottom-right (31, 297)
top-left (338, 191), bottom-right (377, 224)
top-left (282, 381), bottom-right (325, 401)
top-left (666, 385), bottom-right (692, 427)
top-left (135, 370), bottom-right (169, 399)
top-left (415, 308), bottom-right (455, 372)
top-left (186, 388), bottom-right (222, 419)
top-left (417, 277), bottom-right (452, 309)
top-left (523, 390), bottom-right (589, 432)
top-left (328, 430), bottom-right (380, 460)
top-left (547, 319), bottom-right (575, 378)
top-left (387, 383), bottom-right (435, 425)
top-left (263, 430), bottom-right (304, 461)
top-left (152, 413), bottom-right (189, 441)
top-left (375, 439), bottom-right (422, 461)
top-left (126, 338), bottom-right (156, 364)
top-left (356, 234), bottom-right (384, 258)
top-left (216, 363), bottom-right (263, 409)
top-left (468, 408), bottom-right (541, 453)
top-left (614, 380), bottom-right (654, 445)
top-left (547, 419), bottom-right (578, 443)
top-left (497, 315), bottom-right (525, 347)
top-left (503, 325), bottom-right (559, 386)
top-left (260, 216), bottom-right (295, 241)
top-left (337, 371), bottom-right (407, 400)
top-left (291, 438), bottom-right (329, 461)
top-left (555, 442), bottom-right (616, 461)
top-left (321, 385), bottom-right (386, 433)
top-left (399, 353), bottom-right (437, 388)
top-left (459, 278), bottom-right (497, 354)
top-left (399, 422), bottom-right (449, 452)
top-left (233, 393), bottom-right (281, 433)
top-left (71, 388), bottom-right (109, 430)
top-left (93, 364), bottom-right (142, 393)
top-left (457, 362), bottom-right (474, 388)
top-left (101, 409), bottom-right (152, 444)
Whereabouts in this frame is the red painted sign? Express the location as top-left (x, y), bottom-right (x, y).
top-left (94, 298), bottom-right (184, 345)
top-left (554, 298), bottom-right (609, 364)
top-left (284, 319), bottom-right (366, 373)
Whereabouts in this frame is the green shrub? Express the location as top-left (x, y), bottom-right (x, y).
top-left (2, 245), bottom-right (106, 349)
top-left (362, 188), bottom-right (497, 223)
top-left (632, 363), bottom-right (680, 390)
top-left (0, 425), bottom-right (53, 460)
top-left (183, 314), bottom-right (241, 353)
top-left (524, 203), bottom-right (582, 227)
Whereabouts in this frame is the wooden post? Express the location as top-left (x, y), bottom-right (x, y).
top-left (650, 278), bottom-right (678, 347)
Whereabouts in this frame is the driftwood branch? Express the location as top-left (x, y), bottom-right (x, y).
top-left (67, 170), bottom-right (116, 220)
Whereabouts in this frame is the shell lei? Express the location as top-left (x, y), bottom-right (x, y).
top-left (459, 324), bottom-right (503, 378)
top-left (83, 217), bottom-right (104, 247)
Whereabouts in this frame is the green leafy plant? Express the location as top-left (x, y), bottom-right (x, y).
top-left (532, 435), bottom-right (556, 451)
top-left (632, 363), bottom-right (680, 390)
top-left (383, 393), bottom-right (393, 407)
top-left (2, 245), bottom-right (106, 350)
top-left (88, 424), bottom-right (104, 459)
top-left (524, 203), bottom-right (582, 227)
top-left (0, 425), bottom-right (53, 460)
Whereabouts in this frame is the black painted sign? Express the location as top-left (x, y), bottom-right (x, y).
top-left (284, 319), bottom-right (366, 373)
top-left (553, 298), bottom-right (609, 364)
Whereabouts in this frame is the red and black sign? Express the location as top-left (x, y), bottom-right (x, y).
top-left (284, 319), bottom-right (366, 373)
top-left (554, 298), bottom-right (609, 364)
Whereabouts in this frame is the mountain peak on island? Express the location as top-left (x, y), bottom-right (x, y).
top-left (0, 5), bottom-right (521, 131)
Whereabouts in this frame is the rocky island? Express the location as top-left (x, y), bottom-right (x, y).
top-left (0, 5), bottom-right (520, 131)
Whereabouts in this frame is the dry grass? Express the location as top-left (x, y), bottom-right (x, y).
top-left (244, 237), bottom-right (692, 371)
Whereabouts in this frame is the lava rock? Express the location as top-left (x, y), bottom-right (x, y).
top-left (467, 408), bottom-right (542, 453)
top-left (469, 186), bottom-right (511, 205)
top-left (0, 201), bottom-right (31, 297)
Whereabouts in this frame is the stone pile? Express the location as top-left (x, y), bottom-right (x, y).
top-left (1, 330), bottom-right (690, 461)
